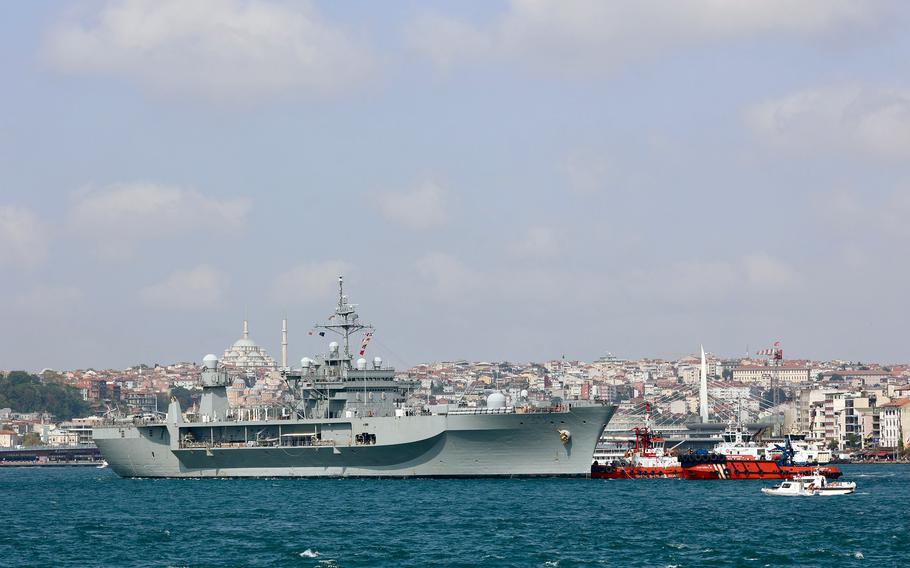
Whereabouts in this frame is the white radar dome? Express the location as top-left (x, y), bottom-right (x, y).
top-left (520, 389), bottom-right (529, 398)
top-left (373, 356), bottom-right (382, 369)
top-left (329, 341), bottom-right (340, 354)
top-left (202, 354), bottom-right (218, 369)
top-left (300, 357), bottom-right (312, 368)
top-left (356, 358), bottom-right (367, 370)
top-left (487, 391), bottom-right (507, 410)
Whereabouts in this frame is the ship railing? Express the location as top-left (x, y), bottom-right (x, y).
top-left (180, 438), bottom-right (339, 450)
top-left (100, 416), bottom-right (164, 426)
top-left (445, 405), bottom-right (570, 416)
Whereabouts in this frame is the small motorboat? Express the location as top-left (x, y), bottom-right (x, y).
top-left (96, 460), bottom-right (109, 469)
top-left (761, 474), bottom-right (855, 496)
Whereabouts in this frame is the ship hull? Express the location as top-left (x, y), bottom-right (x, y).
top-left (93, 404), bottom-right (615, 478)
top-left (591, 458), bottom-right (842, 480)
top-left (590, 464), bottom-right (682, 479)
top-left (680, 460), bottom-right (842, 480)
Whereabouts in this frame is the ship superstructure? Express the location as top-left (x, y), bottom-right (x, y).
top-left (94, 277), bottom-right (616, 478)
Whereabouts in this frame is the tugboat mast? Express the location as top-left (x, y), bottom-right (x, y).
top-left (316, 276), bottom-right (372, 361)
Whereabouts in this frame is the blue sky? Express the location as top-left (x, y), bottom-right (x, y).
top-left (2, 0), bottom-right (910, 370)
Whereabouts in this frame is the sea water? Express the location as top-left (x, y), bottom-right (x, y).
top-left (1, 465), bottom-right (907, 567)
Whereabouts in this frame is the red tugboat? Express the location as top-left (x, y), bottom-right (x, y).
top-left (591, 404), bottom-right (683, 479)
top-left (678, 424), bottom-right (842, 480)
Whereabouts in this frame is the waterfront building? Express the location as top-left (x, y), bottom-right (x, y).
top-left (880, 398), bottom-right (910, 449)
top-left (51, 417), bottom-right (101, 445)
top-left (732, 365), bottom-right (810, 385)
top-left (122, 392), bottom-right (158, 413)
top-left (818, 369), bottom-right (894, 385)
top-left (47, 428), bottom-right (79, 446)
top-left (0, 430), bottom-right (20, 448)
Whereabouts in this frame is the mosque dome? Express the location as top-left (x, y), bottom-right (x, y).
top-left (221, 319), bottom-right (276, 370)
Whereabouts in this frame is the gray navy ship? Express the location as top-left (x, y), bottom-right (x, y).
top-left (94, 277), bottom-right (616, 477)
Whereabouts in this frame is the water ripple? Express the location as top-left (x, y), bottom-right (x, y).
top-left (0, 464), bottom-right (904, 567)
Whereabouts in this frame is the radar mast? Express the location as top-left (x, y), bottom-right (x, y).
top-left (315, 276), bottom-right (372, 362)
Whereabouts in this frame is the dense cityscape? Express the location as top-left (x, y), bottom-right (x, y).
top-left (2, 318), bottom-right (908, 460)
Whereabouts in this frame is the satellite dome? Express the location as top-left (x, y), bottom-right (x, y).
top-left (356, 358), bottom-right (367, 370)
top-left (329, 341), bottom-right (340, 354)
top-left (202, 354), bottom-right (218, 369)
top-left (373, 356), bottom-right (382, 369)
top-left (487, 391), bottom-right (507, 410)
top-left (300, 357), bottom-right (312, 368)
top-left (520, 389), bottom-right (529, 398)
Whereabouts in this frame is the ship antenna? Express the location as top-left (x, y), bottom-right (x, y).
top-left (315, 275), bottom-right (372, 365)
top-left (338, 274), bottom-right (351, 357)
top-left (338, 275), bottom-right (351, 358)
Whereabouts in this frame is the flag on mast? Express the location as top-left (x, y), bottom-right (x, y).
top-left (359, 331), bottom-right (374, 356)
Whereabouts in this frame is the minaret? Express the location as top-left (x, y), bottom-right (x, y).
top-left (281, 318), bottom-right (288, 368)
top-left (699, 345), bottom-right (710, 422)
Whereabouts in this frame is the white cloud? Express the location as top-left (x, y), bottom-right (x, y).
top-left (17, 285), bottom-right (84, 315)
top-left (0, 205), bottom-right (47, 268)
top-left (377, 182), bottom-right (449, 230)
top-left (415, 252), bottom-right (588, 304)
top-left (270, 260), bottom-right (352, 306)
top-left (42, 0), bottom-right (374, 101)
top-left (0, 284), bottom-right (85, 323)
top-left (406, 13), bottom-right (494, 71)
top-left (139, 264), bottom-right (227, 309)
top-left (415, 252), bottom-right (479, 299)
top-left (563, 151), bottom-right (613, 194)
top-left (68, 182), bottom-right (250, 259)
top-left (746, 86), bottom-right (910, 160)
top-left (624, 261), bottom-right (740, 304)
top-left (409, 0), bottom-right (890, 74)
top-left (880, 190), bottom-right (910, 239)
top-left (742, 253), bottom-right (801, 291)
top-left (412, 249), bottom-right (800, 315)
top-left (817, 187), bottom-right (910, 240)
top-left (507, 226), bottom-right (561, 258)
top-left (623, 253), bottom-right (800, 303)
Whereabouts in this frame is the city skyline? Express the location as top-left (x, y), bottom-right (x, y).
top-left (3, 1), bottom-right (910, 370)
